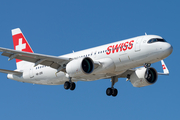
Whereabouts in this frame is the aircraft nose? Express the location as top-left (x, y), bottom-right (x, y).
top-left (166, 43), bottom-right (173, 54)
top-left (162, 43), bottom-right (173, 56)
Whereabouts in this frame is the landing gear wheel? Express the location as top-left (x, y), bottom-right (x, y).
top-left (64, 81), bottom-right (70, 90)
top-left (112, 88), bottom-right (118, 97)
top-left (106, 88), bottom-right (112, 96)
top-left (70, 82), bottom-right (76, 90)
top-left (106, 76), bottom-right (119, 97)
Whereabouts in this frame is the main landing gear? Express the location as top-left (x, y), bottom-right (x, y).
top-left (144, 63), bottom-right (152, 80)
top-left (106, 76), bottom-right (118, 97)
top-left (64, 77), bottom-right (76, 90)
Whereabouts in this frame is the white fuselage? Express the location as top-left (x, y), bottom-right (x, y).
top-left (7, 35), bottom-right (173, 85)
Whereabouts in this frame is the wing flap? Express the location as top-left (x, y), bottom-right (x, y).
top-left (49, 62), bottom-right (60, 69)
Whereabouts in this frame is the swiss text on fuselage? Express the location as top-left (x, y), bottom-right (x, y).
top-left (106, 40), bottom-right (134, 55)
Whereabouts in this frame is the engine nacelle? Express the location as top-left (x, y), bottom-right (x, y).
top-left (66, 57), bottom-right (94, 78)
top-left (130, 67), bottom-right (158, 87)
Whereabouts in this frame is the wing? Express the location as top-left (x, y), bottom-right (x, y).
top-left (0, 47), bottom-right (70, 72)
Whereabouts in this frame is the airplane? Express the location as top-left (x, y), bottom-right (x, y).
top-left (0, 28), bottom-right (173, 97)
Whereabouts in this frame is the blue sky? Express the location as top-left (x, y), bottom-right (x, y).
top-left (0, 0), bottom-right (179, 120)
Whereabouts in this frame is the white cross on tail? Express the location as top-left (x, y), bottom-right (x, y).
top-left (16, 38), bottom-right (26, 51)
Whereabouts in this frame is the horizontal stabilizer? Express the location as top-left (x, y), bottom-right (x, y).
top-left (0, 69), bottom-right (22, 75)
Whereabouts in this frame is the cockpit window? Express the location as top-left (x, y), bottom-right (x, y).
top-left (147, 38), bottom-right (166, 43)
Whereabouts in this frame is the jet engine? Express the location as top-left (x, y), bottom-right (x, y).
top-left (66, 57), bottom-right (94, 77)
top-left (130, 67), bottom-right (158, 87)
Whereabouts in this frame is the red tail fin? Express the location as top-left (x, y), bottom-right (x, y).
top-left (12, 28), bottom-right (34, 63)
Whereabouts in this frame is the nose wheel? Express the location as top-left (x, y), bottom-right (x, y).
top-left (144, 63), bottom-right (151, 68)
top-left (106, 76), bottom-right (118, 97)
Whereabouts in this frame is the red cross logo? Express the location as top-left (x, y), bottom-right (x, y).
top-left (16, 38), bottom-right (26, 51)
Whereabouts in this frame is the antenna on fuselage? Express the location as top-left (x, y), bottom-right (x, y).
top-left (145, 32), bottom-right (147, 35)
